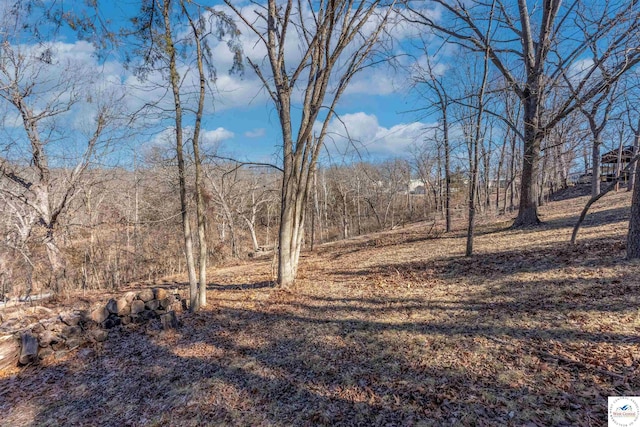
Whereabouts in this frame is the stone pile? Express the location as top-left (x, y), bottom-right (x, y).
top-left (89, 288), bottom-right (184, 329)
top-left (0, 288), bottom-right (184, 369)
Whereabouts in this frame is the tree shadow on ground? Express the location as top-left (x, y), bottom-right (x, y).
top-left (1, 290), bottom-right (631, 426)
top-left (547, 184), bottom-right (591, 202)
top-left (1, 208), bottom-right (636, 425)
top-left (294, 273), bottom-right (640, 319)
top-left (208, 281), bottom-right (275, 291)
top-left (330, 233), bottom-right (628, 284)
top-left (538, 206), bottom-right (630, 231)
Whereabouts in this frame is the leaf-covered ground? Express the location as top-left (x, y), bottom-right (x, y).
top-left (1, 188), bottom-right (639, 426)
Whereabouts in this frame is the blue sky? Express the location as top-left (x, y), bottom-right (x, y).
top-left (11, 0), bottom-right (442, 166)
top-left (3, 0), bottom-right (636, 173)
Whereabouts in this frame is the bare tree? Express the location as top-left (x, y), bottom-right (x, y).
top-left (623, 85), bottom-right (640, 193)
top-left (411, 53), bottom-right (454, 232)
top-left (578, 83), bottom-right (620, 198)
top-left (237, 170), bottom-right (279, 252)
top-left (0, 38), bottom-right (123, 292)
top-left (128, 0), bottom-right (240, 310)
top-left (225, 0), bottom-right (395, 287)
top-left (460, 40), bottom-right (492, 256)
top-left (405, 0), bottom-right (640, 227)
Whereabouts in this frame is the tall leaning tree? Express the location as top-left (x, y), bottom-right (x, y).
top-left (225, 0), bottom-right (396, 287)
top-left (405, 0), bottom-right (640, 227)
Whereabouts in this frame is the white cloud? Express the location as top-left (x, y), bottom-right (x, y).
top-left (244, 128), bottom-right (266, 138)
top-left (208, 2), bottom-right (437, 104)
top-left (318, 112), bottom-right (434, 157)
top-left (567, 58), bottom-right (596, 83)
top-left (148, 126), bottom-right (234, 149)
top-left (202, 127), bottom-right (235, 144)
top-left (344, 70), bottom-right (401, 96)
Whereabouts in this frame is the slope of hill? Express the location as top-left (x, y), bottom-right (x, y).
top-left (1, 189), bottom-right (638, 426)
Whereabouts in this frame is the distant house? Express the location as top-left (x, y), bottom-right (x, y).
top-left (600, 146), bottom-right (636, 183)
top-left (408, 179), bottom-right (426, 195)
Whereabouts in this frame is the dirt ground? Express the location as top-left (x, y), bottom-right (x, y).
top-left (1, 187), bottom-right (638, 426)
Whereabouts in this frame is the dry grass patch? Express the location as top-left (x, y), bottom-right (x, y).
top-left (0, 187), bottom-right (638, 426)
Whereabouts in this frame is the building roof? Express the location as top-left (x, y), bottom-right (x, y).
top-left (601, 146), bottom-right (636, 164)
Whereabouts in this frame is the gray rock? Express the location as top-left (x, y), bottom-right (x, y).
top-left (31, 322), bottom-right (45, 335)
top-left (141, 310), bottom-right (157, 321)
top-left (61, 325), bottom-right (82, 339)
top-left (90, 329), bottom-right (109, 342)
top-left (65, 337), bottom-right (82, 349)
top-left (103, 316), bottom-right (121, 329)
top-left (90, 306), bottom-right (109, 324)
top-left (116, 298), bottom-right (130, 316)
top-left (51, 340), bottom-right (66, 351)
top-left (59, 311), bottom-right (82, 327)
top-left (145, 299), bottom-right (161, 311)
top-left (160, 295), bottom-right (176, 309)
top-left (138, 289), bottom-right (155, 302)
top-left (38, 330), bottom-right (60, 347)
top-left (154, 288), bottom-right (168, 300)
top-left (38, 347), bottom-right (54, 360)
top-left (123, 291), bottom-right (137, 304)
top-left (130, 300), bottom-right (145, 315)
top-left (105, 299), bottom-right (118, 314)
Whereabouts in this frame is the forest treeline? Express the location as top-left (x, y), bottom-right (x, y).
top-left (1, 0), bottom-right (640, 307)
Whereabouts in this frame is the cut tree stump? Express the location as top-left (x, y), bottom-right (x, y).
top-left (0, 334), bottom-right (20, 369)
top-left (19, 332), bottom-right (39, 365)
top-left (160, 311), bottom-right (180, 330)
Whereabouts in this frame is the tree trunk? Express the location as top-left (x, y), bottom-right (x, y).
top-left (466, 28), bottom-right (490, 255)
top-left (591, 134), bottom-right (601, 197)
top-left (628, 160), bottom-right (640, 259)
top-left (163, 2), bottom-right (198, 311)
top-left (277, 148), bottom-right (310, 287)
top-left (277, 187), bottom-right (305, 288)
top-left (508, 135), bottom-right (517, 212)
top-left (244, 216), bottom-right (260, 252)
top-left (466, 151), bottom-right (479, 257)
top-left (44, 233), bottom-right (65, 293)
top-left (341, 193), bottom-right (349, 239)
top-left (496, 135), bottom-right (506, 212)
top-left (189, 10), bottom-right (208, 308)
top-left (628, 118), bottom-right (640, 192)
top-left (444, 138), bottom-right (452, 232)
top-left (513, 104), bottom-right (542, 227)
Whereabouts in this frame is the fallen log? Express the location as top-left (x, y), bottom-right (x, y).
top-left (0, 334), bottom-right (20, 370)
